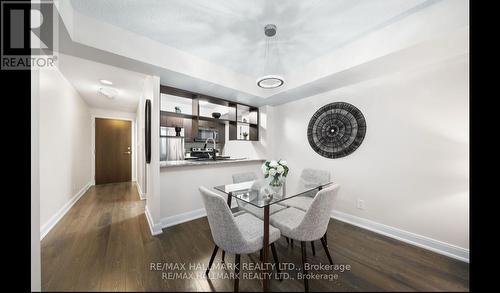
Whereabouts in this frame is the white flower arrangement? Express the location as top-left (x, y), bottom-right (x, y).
top-left (262, 159), bottom-right (289, 187)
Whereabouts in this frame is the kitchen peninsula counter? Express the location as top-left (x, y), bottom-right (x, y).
top-left (160, 158), bottom-right (265, 168)
top-left (159, 158), bottom-right (265, 228)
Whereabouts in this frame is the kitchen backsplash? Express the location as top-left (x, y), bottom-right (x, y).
top-left (185, 142), bottom-right (224, 153)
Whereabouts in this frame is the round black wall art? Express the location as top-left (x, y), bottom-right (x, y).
top-left (307, 102), bottom-right (366, 159)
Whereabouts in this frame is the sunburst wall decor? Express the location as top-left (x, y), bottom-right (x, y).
top-left (307, 102), bottom-right (366, 159)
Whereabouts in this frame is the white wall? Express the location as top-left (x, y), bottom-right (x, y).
top-left (271, 55), bottom-right (469, 252)
top-left (136, 97), bottom-right (146, 198)
top-left (142, 76), bottom-right (162, 231)
top-left (160, 161), bottom-right (263, 225)
top-left (155, 100), bottom-right (272, 235)
top-left (222, 105), bottom-right (274, 159)
top-left (89, 108), bottom-right (137, 184)
top-left (31, 69), bottom-right (41, 291)
top-left (39, 67), bottom-right (92, 233)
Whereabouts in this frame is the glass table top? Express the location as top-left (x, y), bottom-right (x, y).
top-left (214, 179), bottom-right (333, 208)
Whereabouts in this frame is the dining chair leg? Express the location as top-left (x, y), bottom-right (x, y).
top-left (234, 254), bottom-right (241, 292)
top-left (311, 241), bottom-right (316, 256)
top-left (291, 239), bottom-right (294, 246)
top-left (222, 250), bottom-right (226, 263)
top-left (206, 245), bottom-right (219, 276)
top-left (285, 237), bottom-right (289, 244)
top-left (270, 243), bottom-right (282, 281)
top-left (301, 241), bottom-right (309, 292)
top-left (320, 237), bottom-right (334, 265)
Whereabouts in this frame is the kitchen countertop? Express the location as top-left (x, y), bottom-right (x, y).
top-left (160, 158), bottom-right (265, 168)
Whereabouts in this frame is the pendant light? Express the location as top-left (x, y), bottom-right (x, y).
top-left (257, 24), bottom-right (285, 89)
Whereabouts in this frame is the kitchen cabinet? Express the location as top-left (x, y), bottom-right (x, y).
top-left (160, 85), bottom-right (259, 142)
top-left (183, 118), bottom-right (194, 142)
top-left (160, 114), bottom-right (195, 142)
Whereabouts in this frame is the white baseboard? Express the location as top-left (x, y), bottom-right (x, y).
top-left (145, 207), bottom-right (469, 263)
top-left (145, 206), bottom-right (163, 236)
top-left (40, 181), bottom-right (92, 240)
top-left (160, 208), bottom-right (207, 229)
top-left (135, 182), bottom-right (146, 200)
top-left (331, 210), bottom-right (469, 263)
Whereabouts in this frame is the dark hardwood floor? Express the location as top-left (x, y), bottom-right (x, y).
top-left (41, 182), bottom-right (469, 292)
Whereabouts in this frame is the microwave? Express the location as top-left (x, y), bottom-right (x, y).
top-left (196, 127), bottom-right (218, 142)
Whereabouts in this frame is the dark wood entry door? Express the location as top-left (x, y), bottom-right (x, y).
top-left (95, 118), bottom-right (132, 185)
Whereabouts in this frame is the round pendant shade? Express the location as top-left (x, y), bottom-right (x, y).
top-left (256, 75), bottom-right (285, 89)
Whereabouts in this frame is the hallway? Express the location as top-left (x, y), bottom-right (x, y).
top-left (41, 182), bottom-right (154, 291)
top-left (41, 183), bottom-right (469, 291)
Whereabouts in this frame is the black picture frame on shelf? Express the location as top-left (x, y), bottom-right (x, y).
top-left (145, 99), bottom-right (151, 164)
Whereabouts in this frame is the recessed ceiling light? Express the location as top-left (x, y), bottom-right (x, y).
top-left (99, 79), bottom-right (113, 85)
top-left (98, 87), bottom-right (118, 99)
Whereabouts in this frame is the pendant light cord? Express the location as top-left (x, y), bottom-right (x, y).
top-left (265, 34), bottom-right (270, 74)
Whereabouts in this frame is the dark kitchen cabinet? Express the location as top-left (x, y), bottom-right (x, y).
top-left (216, 122), bottom-right (225, 143)
top-left (159, 113), bottom-right (195, 142)
top-left (161, 115), bottom-right (182, 128)
top-left (183, 118), bottom-right (194, 142)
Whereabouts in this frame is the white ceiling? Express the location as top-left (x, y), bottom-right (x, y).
top-left (57, 0), bottom-right (468, 106)
top-left (69, 0), bottom-right (427, 77)
top-left (57, 53), bottom-right (147, 112)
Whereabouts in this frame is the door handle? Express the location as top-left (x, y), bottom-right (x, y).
top-left (124, 151), bottom-right (131, 155)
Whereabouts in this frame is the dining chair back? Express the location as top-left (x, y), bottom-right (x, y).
top-left (300, 168), bottom-right (331, 191)
top-left (199, 186), bottom-right (283, 292)
top-left (268, 183), bottom-right (340, 292)
top-left (199, 186), bottom-right (246, 253)
top-left (232, 171), bottom-right (287, 219)
top-left (232, 172), bottom-right (258, 183)
top-left (284, 169), bottom-right (332, 212)
top-left (297, 183), bottom-right (340, 241)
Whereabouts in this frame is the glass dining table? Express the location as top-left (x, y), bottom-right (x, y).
top-left (214, 178), bottom-right (333, 292)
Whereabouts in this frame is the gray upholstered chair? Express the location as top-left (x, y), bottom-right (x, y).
top-left (232, 171), bottom-right (258, 183)
top-left (199, 186), bottom-right (282, 292)
top-left (284, 168), bottom-right (331, 212)
top-left (282, 168), bottom-right (332, 253)
top-left (232, 172), bottom-right (288, 220)
top-left (233, 172), bottom-right (291, 252)
top-left (270, 184), bottom-right (340, 292)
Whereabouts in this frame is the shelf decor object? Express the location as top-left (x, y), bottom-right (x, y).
top-left (307, 102), bottom-right (367, 159)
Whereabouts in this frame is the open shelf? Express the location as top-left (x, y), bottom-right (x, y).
top-left (235, 120), bottom-right (258, 126)
top-left (229, 121), bottom-right (258, 141)
top-left (198, 115), bottom-right (232, 124)
top-left (160, 111), bottom-right (196, 120)
top-left (236, 104), bottom-right (258, 125)
top-left (160, 92), bottom-right (195, 116)
top-left (160, 85), bottom-right (259, 142)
